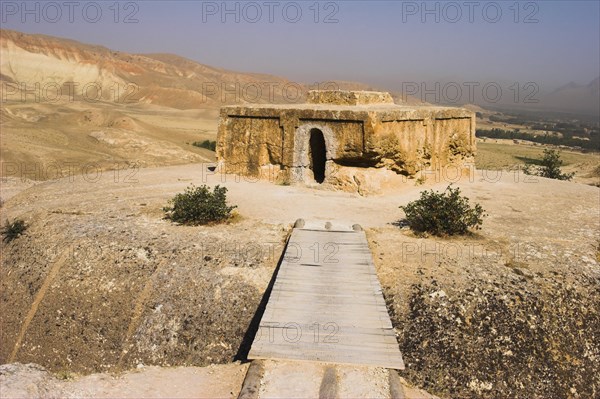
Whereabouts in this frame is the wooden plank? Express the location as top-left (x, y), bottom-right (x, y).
top-left (250, 336), bottom-right (399, 351)
top-left (261, 315), bottom-right (393, 328)
top-left (266, 289), bottom-right (389, 306)
top-left (267, 287), bottom-right (384, 300)
top-left (249, 347), bottom-right (405, 370)
top-left (253, 322), bottom-right (396, 339)
top-left (262, 303), bottom-right (391, 316)
top-left (250, 341), bottom-right (401, 357)
top-left (248, 226), bottom-right (405, 370)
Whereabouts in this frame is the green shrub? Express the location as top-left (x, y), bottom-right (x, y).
top-left (400, 185), bottom-right (486, 236)
top-left (163, 184), bottom-right (236, 225)
top-left (192, 140), bottom-right (217, 151)
top-left (525, 148), bottom-right (574, 181)
top-left (1, 219), bottom-right (28, 242)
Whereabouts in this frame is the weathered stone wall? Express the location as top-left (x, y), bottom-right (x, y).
top-left (216, 91), bottom-right (475, 194)
top-left (307, 90), bottom-right (394, 106)
top-left (371, 117), bottom-right (474, 174)
top-left (217, 116), bottom-right (283, 177)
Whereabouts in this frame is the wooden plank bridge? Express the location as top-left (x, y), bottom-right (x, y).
top-left (248, 221), bottom-right (405, 370)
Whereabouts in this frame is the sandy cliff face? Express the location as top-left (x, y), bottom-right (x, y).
top-left (0, 29), bottom-right (303, 109)
top-left (1, 30), bottom-right (127, 101)
top-left (0, 29), bottom-right (314, 175)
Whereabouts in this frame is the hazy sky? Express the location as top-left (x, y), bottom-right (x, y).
top-left (2, 0), bottom-right (599, 91)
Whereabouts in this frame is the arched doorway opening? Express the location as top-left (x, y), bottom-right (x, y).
top-left (309, 128), bottom-right (326, 183)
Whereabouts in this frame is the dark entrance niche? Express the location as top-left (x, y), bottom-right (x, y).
top-left (309, 128), bottom-right (326, 183)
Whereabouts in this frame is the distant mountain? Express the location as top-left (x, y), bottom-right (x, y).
top-left (0, 29), bottom-right (309, 109)
top-left (7, 29), bottom-right (592, 115)
top-left (0, 29), bottom-right (428, 110)
top-left (552, 78), bottom-right (599, 95)
top-left (542, 77), bottom-right (600, 117)
top-left (552, 81), bottom-right (579, 93)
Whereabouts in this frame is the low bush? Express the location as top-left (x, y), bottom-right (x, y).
top-left (400, 185), bottom-right (486, 236)
top-left (524, 148), bottom-right (574, 181)
top-left (164, 184), bottom-right (236, 225)
top-left (192, 140), bottom-right (217, 151)
top-left (1, 219), bottom-right (28, 242)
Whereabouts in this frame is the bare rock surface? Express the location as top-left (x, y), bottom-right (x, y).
top-left (0, 363), bottom-right (66, 398)
top-left (0, 362), bottom-right (247, 398)
top-left (0, 361), bottom-right (437, 399)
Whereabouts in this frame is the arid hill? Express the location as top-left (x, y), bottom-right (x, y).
top-left (0, 29), bottom-right (307, 109)
top-left (1, 29), bottom-right (420, 110)
top-left (0, 30), bottom-right (400, 181)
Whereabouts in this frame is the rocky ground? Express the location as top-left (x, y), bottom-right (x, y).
top-left (1, 164), bottom-right (598, 398)
top-left (0, 360), bottom-right (437, 399)
top-left (0, 179), bottom-right (287, 373)
top-left (371, 175), bottom-right (600, 398)
top-left (0, 362), bottom-right (248, 398)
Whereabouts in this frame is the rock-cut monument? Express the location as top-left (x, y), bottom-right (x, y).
top-left (216, 90), bottom-right (475, 194)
